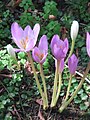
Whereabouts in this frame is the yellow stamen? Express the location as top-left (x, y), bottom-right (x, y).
top-left (20, 36), bottom-right (28, 49)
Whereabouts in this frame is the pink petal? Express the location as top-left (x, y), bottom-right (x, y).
top-left (59, 59), bottom-right (64, 73)
top-left (32, 47), bottom-right (41, 63)
top-left (64, 38), bottom-right (69, 54)
top-left (50, 34), bottom-right (60, 54)
top-left (11, 22), bottom-right (24, 49)
top-left (33, 23), bottom-right (40, 39)
top-left (24, 25), bottom-right (32, 39)
top-left (39, 35), bottom-right (48, 52)
top-left (68, 54), bottom-right (78, 75)
top-left (86, 32), bottom-right (90, 57)
top-left (40, 53), bottom-right (48, 64)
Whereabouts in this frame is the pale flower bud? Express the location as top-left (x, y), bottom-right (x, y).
top-left (7, 44), bottom-right (16, 59)
top-left (70, 20), bottom-right (79, 40)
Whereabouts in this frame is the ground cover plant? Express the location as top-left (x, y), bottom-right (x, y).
top-left (0, 0), bottom-right (90, 119)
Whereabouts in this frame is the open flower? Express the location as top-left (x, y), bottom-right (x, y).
top-left (70, 20), bottom-right (79, 41)
top-left (68, 54), bottom-right (78, 75)
top-left (51, 35), bottom-right (69, 60)
top-left (86, 32), bottom-right (90, 57)
top-left (32, 35), bottom-right (48, 64)
top-left (11, 22), bottom-right (40, 52)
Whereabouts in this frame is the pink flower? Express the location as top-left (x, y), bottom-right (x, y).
top-left (11, 22), bottom-right (40, 52)
top-left (32, 35), bottom-right (48, 64)
top-left (50, 35), bottom-right (69, 60)
top-left (68, 54), bottom-right (78, 75)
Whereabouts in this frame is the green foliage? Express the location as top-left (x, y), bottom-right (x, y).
top-left (0, 50), bottom-right (10, 70)
top-left (66, 0), bottom-right (90, 22)
top-left (19, 12), bottom-right (34, 27)
top-left (0, 9), bottom-right (14, 46)
top-left (19, 0), bottom-right (35, 11)
top-left (0, 49), bottom-right (32, 119)
top-left (43, 1), bottom-right (58, 19)
top-left (45, 21), bottom-right (60, 38)
top-left (62, 66), bottom-right (90, 111)
top-left (0, 0), bottom-right (90, 118)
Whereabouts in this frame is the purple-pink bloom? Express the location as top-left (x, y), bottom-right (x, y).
top-left (50, 35), bottom-right (69, 60)
top-left (86, 32), bottom-right (90, 57)
top-left (11, 22), bottom-right (40, 52)
top-left (55, 59), bottom-right (64, 73)
top-left (68, 54), bottom-right (78, 75)
top-left (59, 59), bottom-right (64, 73)
top-left (32, 35), bottom-right (48, 64)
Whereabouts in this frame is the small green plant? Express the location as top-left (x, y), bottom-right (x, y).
top-left (43, 21), bottom-right (60, 39)
top-left (19, 0), bottom-right (35, 11)
top-left (43, 1), bottom-right (58, 19)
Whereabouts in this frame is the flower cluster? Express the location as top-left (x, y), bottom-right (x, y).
top-left (7, 21), bottom-right (90, 112)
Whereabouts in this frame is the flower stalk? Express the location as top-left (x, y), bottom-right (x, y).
top-left (27, 52), bottom-right (47, 109)
top-left (51, 60), bottom-right (59, 107)
top-left (64, 74), bottom-right (72, 102)
top-left (65, 40), bottom-right (75, 63)
top-left (54, 72), bottom-right (62, 106)
top-left (39, 63), bottom-right (48, 108)
top-left (59, 62), bottom-right (90, 113)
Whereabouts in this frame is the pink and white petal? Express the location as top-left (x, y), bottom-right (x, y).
top-left (26, 39), bottom-right (36, 51)
top-left (39, 35), bottom-right (48, 52)
top-left (24, 25), bottom-right (32, 39)
top-left (14, 48), bottom-right (25, 52)
top-left (32, 47), bottom-right (41, 63)
top-left (40, 53), bottom-right (48, 64)
top-left (33, 23), bottom-right (40, 38)
top-left (54, 45), bottom-right (66, 60)
top-left (50, 35), bottom-right (60, 54)
top-left (59, 59), bottom-right (64, 73)
top-left (11, 22), bottom-right (23, 40)
top-left (64, 38), bottom-right (69, 54)
top-left (86, 32), bottom-right (90, 57)
top-left (11, 22), bottom-right (24, 48)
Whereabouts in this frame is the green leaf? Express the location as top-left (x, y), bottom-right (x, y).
top-left (60, 92), bottom-right (64, 96)
top-left (20, 59), bottom-right (26, 65)
top-left (74, 97), bottom-right (82, 104)
top-left (70, 86), bottom-right (74, 93)
top-left (2, 100), bottom-right (7, 105)
top-left (72, 78), bottom-right (77, 83)
top-left (18, 52), bottom-right (26, 59)
top-left (80, 93), bottom-right (88, 100)
top-left (0, 102), bottom-right (4, 109)
top-left (73, 83), bottom-right (78, 89)
top-left (78, 89), bottom-right (84, 94)
top-left (80, 103), bottom-right (88, 110)
top-left (64, 80), bottom-right (68, 86)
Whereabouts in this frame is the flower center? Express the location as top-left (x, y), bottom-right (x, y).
top-left (20, 36), bottom-right (28, 49)
top-left (35, 52), bottom-right (44, 60)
